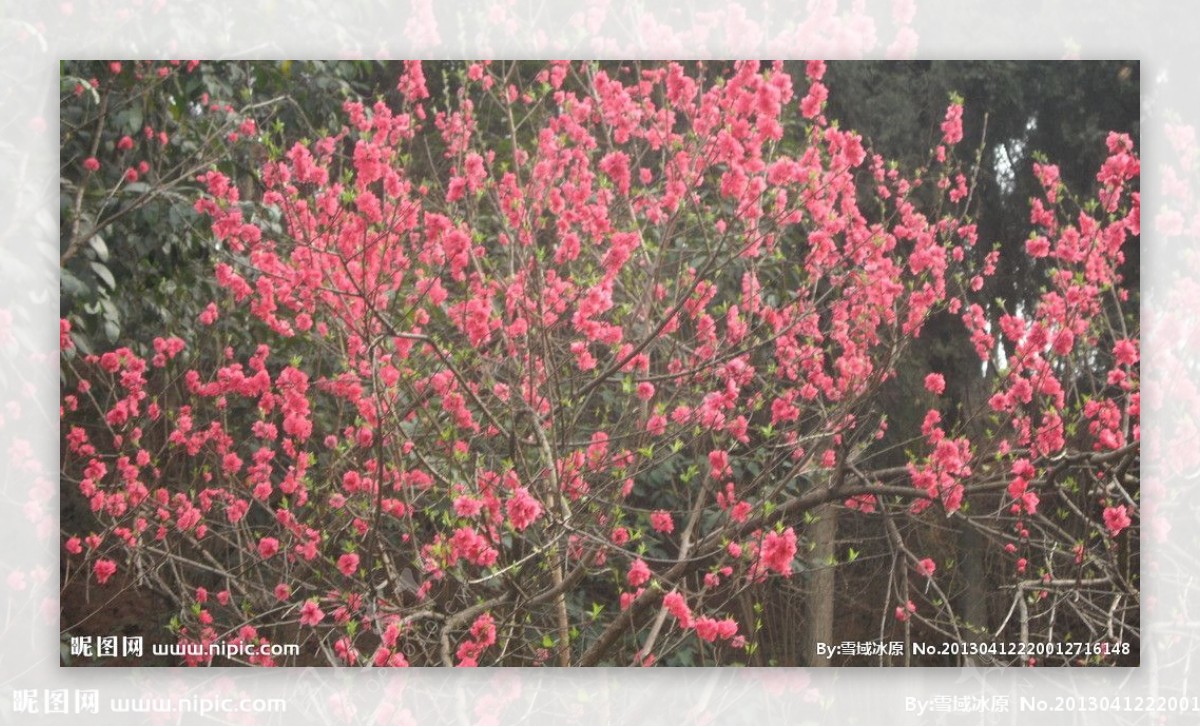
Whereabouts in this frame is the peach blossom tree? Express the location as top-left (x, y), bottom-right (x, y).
top-left (61, 61), bottom-right (1139, 666)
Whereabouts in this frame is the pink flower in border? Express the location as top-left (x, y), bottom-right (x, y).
top-left (1103, 505), bottom-right (1132, 536)
top-left (1026, 236), bottom-right (1051, 257)
top-left (941, 102), bottom-right (964, 145)
top-left (454, 496), bottom-right (483, 518)
top-left (1113, 339), bottom-right (1139, 367)
top-left (257, 537), bottom-right (279, 559)
top-left (636, 381), bottom-right (655, 401)
top-left (334, 637), bottom-right (358, 665)
top-left (662, 591), bottom-right (692, 628)
top-left (916, 558), bottom-right (937, 577)
top-left (93, 559), bottom-right (117, 585)
top-left (337, 552), bottom-right (360, 577)
top-left (800, 81), bottom-right (828, 119)
top-left (694, 617), bottom-right (720, 642)
top-left (716, 618), bottom-right (739, 640)
top-left (649, 510), bottom-right (674, 534)
top-left (627, 558), bottom-right (651, 587)
top-left (708, 449), bottom-right (731, 480)
top-left (198, 302), bottom-right (219, 325)
top-left (924, 373), bottom-right (946, 395)
top-left (646, 414), bottom-right (667, 436)
top-left (299, 599), bottom-right (325, 626)
top-left (506, 487), bottom-right (543, 531)
top-left (759, 528), bottom-right (797, 575)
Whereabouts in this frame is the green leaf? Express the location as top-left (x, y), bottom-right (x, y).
top-left (127, 105), bottom-right (143, 134)
top-left (90, 261), bottom-right (115, 290)
top-left (89, 235), bottom-right (109, 262)
top-left (62, 270), bottom-right (87, 297)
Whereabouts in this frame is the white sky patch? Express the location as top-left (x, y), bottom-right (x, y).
top-left (992, 115), bottom-right (1037, 196)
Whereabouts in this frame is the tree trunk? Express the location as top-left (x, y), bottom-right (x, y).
top-left (803, 501), bottom-right (838, 666)
top-left (957, 523), bottom-right (989, 641)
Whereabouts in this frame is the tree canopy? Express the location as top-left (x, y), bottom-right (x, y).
top-left (60, 60), bottom-right (1138, 667)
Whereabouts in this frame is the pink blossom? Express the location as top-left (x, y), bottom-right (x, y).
top-left (662, 591), bottom-right (692, 627)
top-left (1103, 505), bottom-right (1132, 536)
top-left (454, 496), bottom-right (482, 518)
top-left (916, 558), bottom-right (936, 577)
top-left (646, 414), bottom-right (667, 436)
top-left (337, 552), bottom-right (360, 577)
top-left (692, 616), bottom-right (740, 642)
top-left (694, 617), bottom-right (720, 642)
top-left (1026, 236), bottom-right (1051, 257)
top-left (1113, 339), bottom-right (1138, 367)
top-left (800, 82), bottom-right (828, 119)
top-left (759, 528), bottom-right (797, 575)
top-left (627, 558), bottom-right (651, 587)
top-left (708, 449), bottom-right (731, 480)
top-left (449, 527), bottom-right (498, 567)
top-left (505, 487), bottom-right (543, 531)
top-left (258, 537), bottom-right (280, 559)
top-left (93, 559), bottom-right (117, 585)
top-left (649, 510), bottom-right (674, 534)
top-left (636, 381), bottom-right (655, 401)
top-left (941, 103), bottom-right (964, 145)
top-left (924, 373), bottom-right (946, 395)
top-left (716, 618), bottom-right (739, 640)
top-left (334, 637), bottom-right (358, 665)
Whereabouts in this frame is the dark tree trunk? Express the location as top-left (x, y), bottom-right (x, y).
top-left (803, 501), bottom-right (838, 666)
